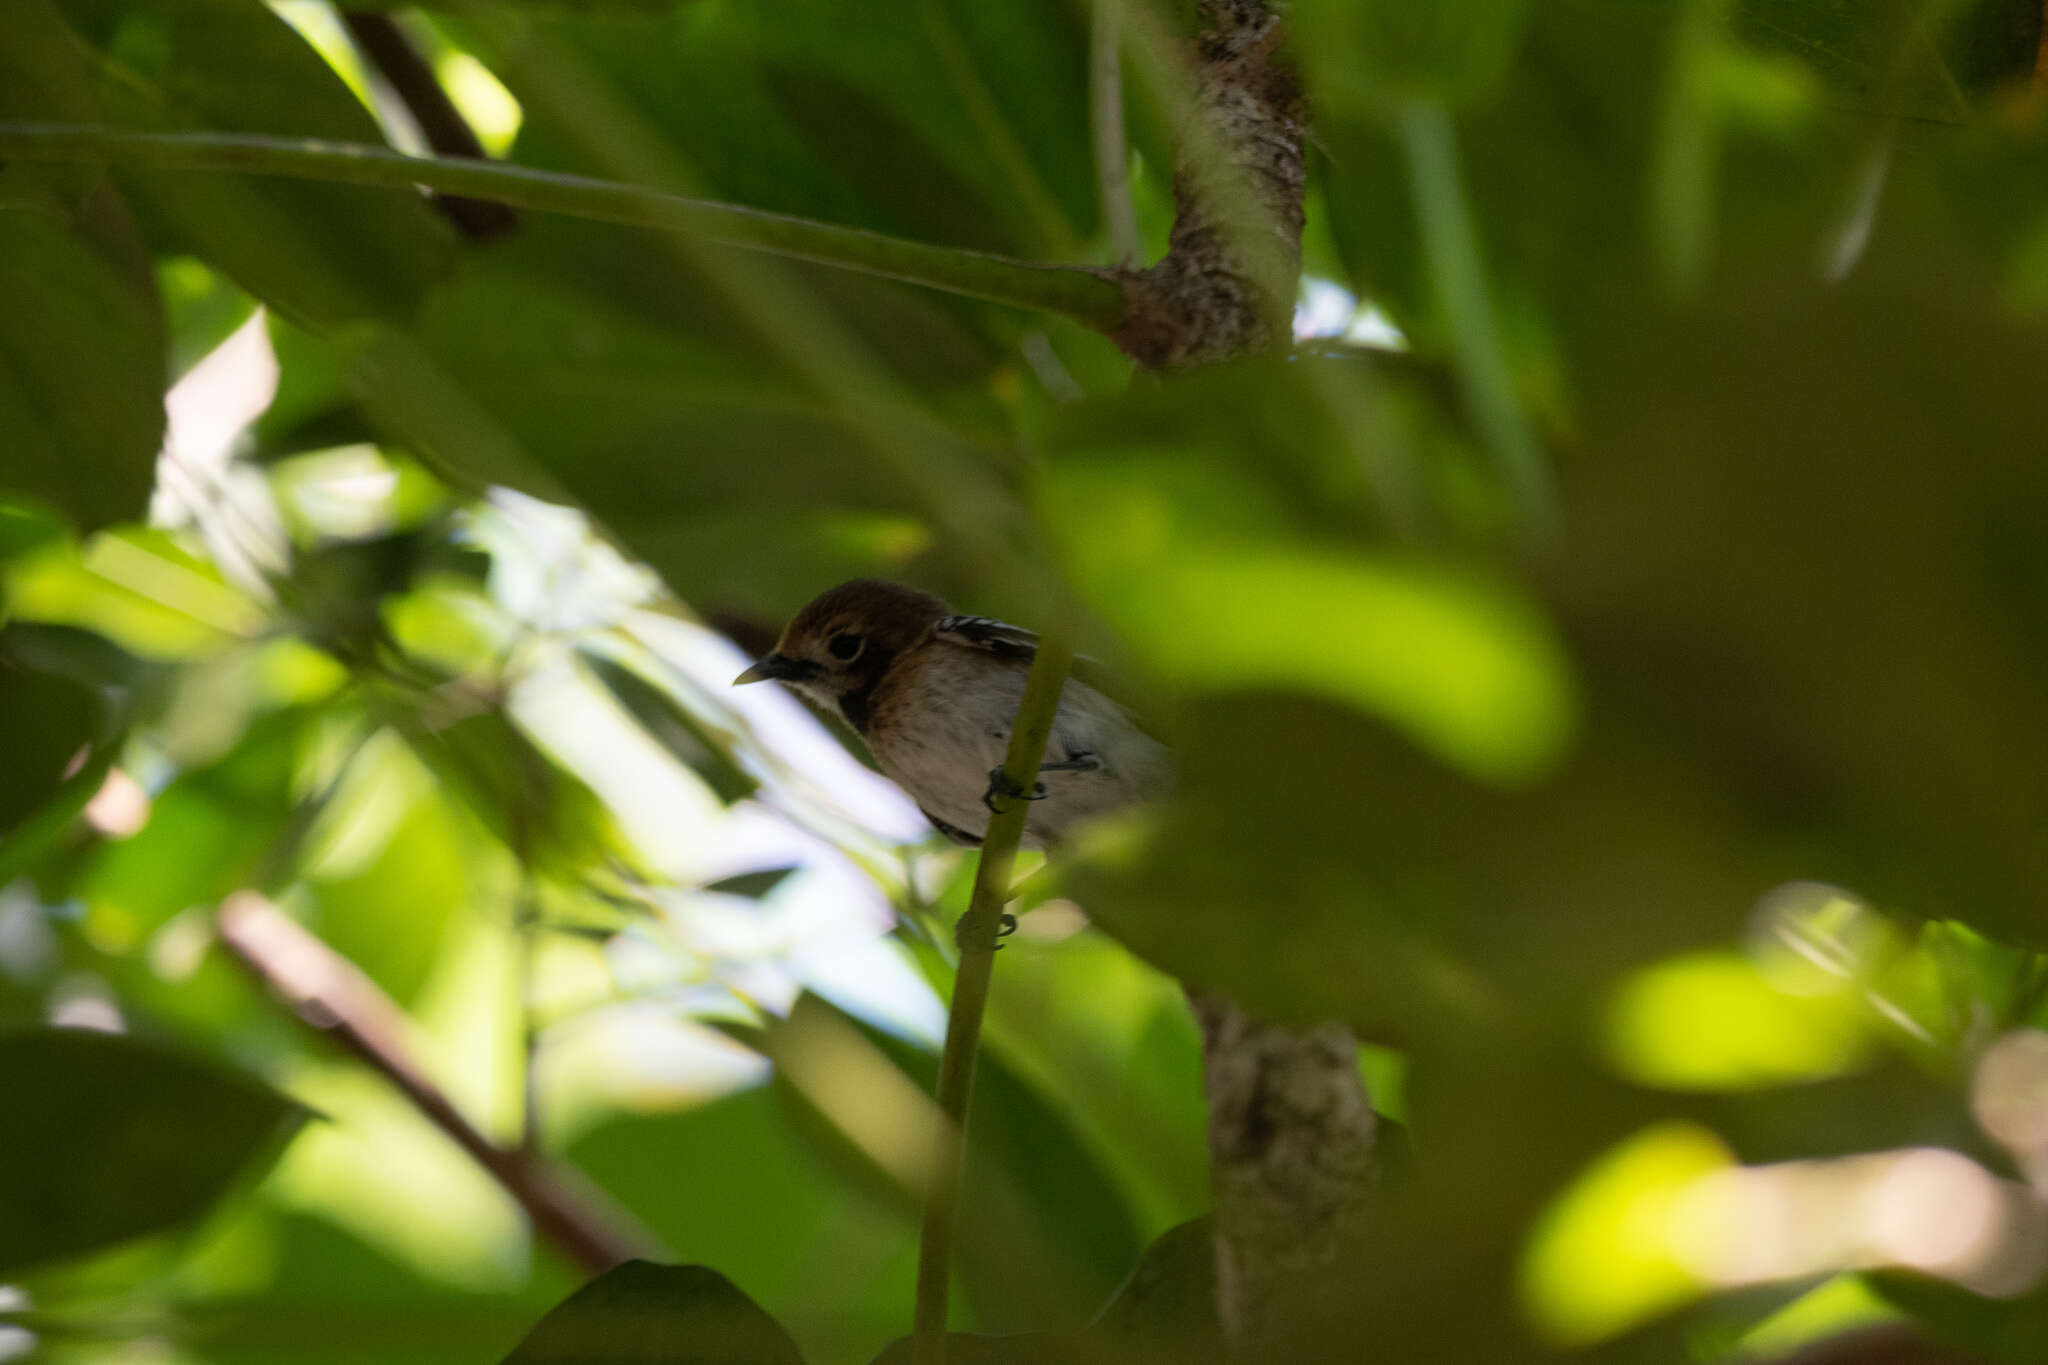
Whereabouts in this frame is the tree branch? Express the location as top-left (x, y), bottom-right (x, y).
top-left (1117, 0), bottom-right (1384, 1344)
top-left (0, 123), bottom-right (1127, 330)
top-left (216, 890), bottom-right (661, 1278)
top-left (1191, 997), bottom-right (1377, 1344)
top-left (1110, 0), bottom-right (1307, 368)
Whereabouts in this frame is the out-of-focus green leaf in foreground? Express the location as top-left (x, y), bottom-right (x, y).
top-left (0, 210), bottom-right (165, 534)
top-left (48, 0), bottom-right (453, 329)
top-left (868, 1218), bottom-right (1223, 1365)
top-left (0, 625), bottom-right (123, 883)
top-left (0, 1027), bottom-right (304, 1276)
top-left (498, 1259), bottom-right (804, 1365)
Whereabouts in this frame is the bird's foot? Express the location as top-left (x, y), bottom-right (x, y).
top-left (954, 911), bottom-right (1018, 952)
top-left (982, 766), bottom-right (1048, 812)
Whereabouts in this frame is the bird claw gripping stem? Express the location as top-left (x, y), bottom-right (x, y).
top-left (954, 910), bottom-right (1017, 952)
top-left (982, 766), bottom-right (1048, 812)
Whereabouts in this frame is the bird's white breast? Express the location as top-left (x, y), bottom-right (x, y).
top-left (866, 645), bottom-right (1171, 849)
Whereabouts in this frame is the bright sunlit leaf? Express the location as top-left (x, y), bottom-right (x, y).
top-left (1046, 454), bottom-right (1576, 780)
top-left (6, 529), bottom-right (266, 658)
top-left (1519, 1120), bottom-right (1733, 1346)
top-left (1603, 950), bottom-right (1871, 1091)
top-left (268, 1064), bottom-right (528, 1290)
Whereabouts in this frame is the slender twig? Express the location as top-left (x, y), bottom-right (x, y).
top-left (0, 124), bottom-right (1127, 330)
top-left (340, 11), bottom-right (519, 240)
top-left (216, 891), bottom-right (660, 1277)
top-left (912, 626), bottom-right (1077, 1365)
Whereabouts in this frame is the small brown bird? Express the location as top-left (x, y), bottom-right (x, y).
top-left (734, 580), bottom-right (1171, 849)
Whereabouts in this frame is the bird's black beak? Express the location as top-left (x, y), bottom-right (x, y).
top-left (734, 653), bottom-right (816, 686)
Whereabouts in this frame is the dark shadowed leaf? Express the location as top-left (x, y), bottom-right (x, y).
top-left (0, 649), bottom-right (108, 883)
top-left (569, 1082), bottom-right (909, 1353)
top-left (50, 0), bottom-right (452, 328)
top-left (868, 1218), bottom-right (1222, 1365)
top-left (1866, 1270), bottom-right (2048, 1363)
top-left (702, 868), bottom-right (798, 900)
top-left (0, 209), bottom-right (164, 532)
top-left (0, 620), bottom-right (142, 883)
top-left (499, 1260), bottom-right (805, 1365)
top-left (582, 651), bottom-right (758, 804)
top-left (0, 1027), bottom-right (303, 1276)
top-left (0, 4), bottom-right (164, 533)
top-left (401, 709), bottom-right (631, 878)
top-left (488, 0), bottom-right (1097, 259)
top-left (756, 994), bottom-right (1144, 1335)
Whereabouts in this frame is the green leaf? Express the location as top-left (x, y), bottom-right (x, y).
top-left (300, 735), bottom-right (476, 1005)
top-left (868, 1219), bottom-right (1223, 1365)
top-left (701, 868), bottom-right (798, 900)
top-left (499, 1259), bottom-right (805, 1365)
top-left (6, 525), bottom-right (266, 659)
top-left (1041, 360), bottom-right (1577, 783)
top-left (491, 0), bottom-right (1096, 260)
top-left (1733, 0), bottom-right (2040, 120)
top-left (0, 1027), bottom-right (303, 1276)
top-left (1866, 1269), bottom-right (2048, 1363)
top-left (0, 208), bottom-right (164, 531)
top-left (581, 651), bottom-right (758, 805)
top-left (1295, 0), bottom-right (1531, 106)
top-left (757, 994), bottom-right (1144, 1333)
top-left (0, 633), bottom-right (115, 884)
top-left (51, 0), bottom-right (453, 328)
top-left (569, 1083), bottom-right (905, 1350)
top-left (400, 709), bottom-right (632, 878)
top-left (82, 705), bottom-right (307, 935)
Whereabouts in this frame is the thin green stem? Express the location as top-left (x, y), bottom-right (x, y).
top-left (1649, 0), bottom-right (1730, 295)
top-left (1091, 0), bottom-right (1141, 267)
top-left (0, 123), bottom-right (1128, 330)
top-left (912, 626), bottom-right (1077, 1364)
top-left (1397, 101), bottom-right (1554, 532)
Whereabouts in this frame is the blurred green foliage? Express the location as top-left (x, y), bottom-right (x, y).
top-left (3, 0), bottom-right (2048, 1362)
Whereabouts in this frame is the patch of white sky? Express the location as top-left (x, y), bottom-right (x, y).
top-left (1296, 276), bottom-right (1407, 349)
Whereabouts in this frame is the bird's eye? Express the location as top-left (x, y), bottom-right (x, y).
top-left (827, 632), bottom-right (864, 662)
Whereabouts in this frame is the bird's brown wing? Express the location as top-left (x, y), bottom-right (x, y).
top-left (933, 614), bottom-right (1038, 660)
top-left (933, 615), bottom-right (1160, 738)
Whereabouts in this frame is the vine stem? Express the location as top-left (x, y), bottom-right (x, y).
top-left (912, 626), bottom-right (1077, 1364)
top-left (0, 123), bottom-right (1128, 331)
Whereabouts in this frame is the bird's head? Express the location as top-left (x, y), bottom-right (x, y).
top-left (733, 579), bottom-right (951, 706)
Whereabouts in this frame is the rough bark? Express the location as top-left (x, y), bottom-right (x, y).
top-left (1193, 997), bottom-right (1378, 1347)
top-left (1109, 0), bottom-right (1308, 368)
top-left (1118, 2), bottom-right (1382, 1348)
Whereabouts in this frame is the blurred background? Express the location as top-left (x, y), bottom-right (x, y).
top-left (4, 0), bottom-right (2048, 1361)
